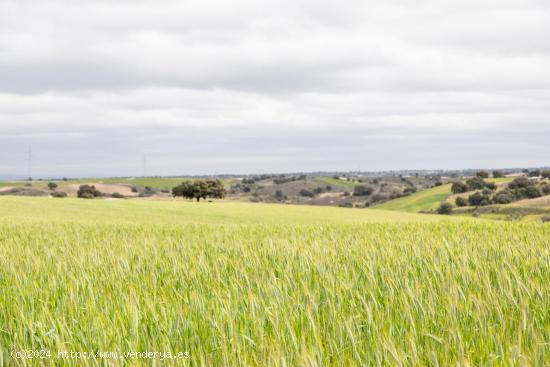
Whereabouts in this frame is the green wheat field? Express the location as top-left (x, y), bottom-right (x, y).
top-left (1, 196), bottom-right (550, 366)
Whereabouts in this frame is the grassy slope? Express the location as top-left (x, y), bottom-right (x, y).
top-left (315, 176), bottom-right (357, 189)
top-left (1, 197), bottom-right (549, 365)
top-left (373, 184), bottom-right (452, 213)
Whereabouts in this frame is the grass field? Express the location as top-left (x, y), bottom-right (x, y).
top-left (315, 176), bottom-right (358, 189)
top-left (1, 196), bottom-right (550, 366)
top-left (373, 184), bottom-right (452, 213)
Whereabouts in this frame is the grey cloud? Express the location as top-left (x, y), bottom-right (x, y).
top-left (0, 0), bottom-right (549, 176)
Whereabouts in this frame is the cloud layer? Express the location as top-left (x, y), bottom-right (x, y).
top-left (1, 0), bottom-right (549, 176)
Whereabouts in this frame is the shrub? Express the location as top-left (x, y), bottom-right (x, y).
top-left (523, 186), bottom-right (542, 199)
top-left (468, 192), bottom-right (491, 206)
top-left (492, 170), bottom-right (505, 178)
top-left (325, 185), bottom-right (332, 191)
top-left (111, 192), bottom-right (124, 199)
top-left (476, 171), bottom-right (489, 178)
top-left (47, 182), bottom-right (58, 191)
top-left (542, 184), bottom-right (550, 195)
top-left (541, 216), bottom-right (550, 223)
top-left (403, 187), bottom-right (417, 194)
top-left (466, 177), bottom-right (486, 191)
top-left (77, 185), bottom-right (102, 198)
top-left (451, 182), bottom-right (469, 194)
top-left (542, 170), bottom-right (550, 179)
top-left (437, 203), bottom-right (453, 215)
top-left (51, 191), bottom-right (67, 198)
top-left (342, 191), bottom-right (350, 197)
top-left (455, 197), bottom-right (468, 207)
top-left (353, 185), bottom-right (374, 196)
top-left (434, 181), bottom-right (443, 186)
top-left (313, 187), bottom-right (323, 194)
top-left (131, 186), bottom-right (139, 193)
top-left (299, 189), bottom-right (315, 198)
top-left (494, 192), bottom-right (513, 204)
top-left (508, 177), bottom-right (531, 189)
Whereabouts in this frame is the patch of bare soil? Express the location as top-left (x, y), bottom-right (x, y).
top-left (512, 196), bottom-right (550, 209)
top-left (65, 183), bottom-right (139, 197)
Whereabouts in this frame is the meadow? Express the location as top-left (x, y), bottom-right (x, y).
top-left (1, 196), bottom-right (549, 366)
top-left (374, 184), bottom-right (453, 213)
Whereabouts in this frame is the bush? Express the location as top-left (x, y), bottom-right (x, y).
top-left (455, 197), bottom-right (468, 207)
top-left (51, 191), bottom-right (67, 198)
top-left (468, 192), bottom-right (491, 206)
top-left (542, 170), bottom-right (550, 179)
top-left (313, 187), bottom-right (323, 194)
top-left (451, 182), bottom-right (469, 194)
top-left (466, 177), bottom-right (486, 191)
top-left (325, 185), bottom-right (332, 191)
top-left (437, 203), bottom-right (453, 215)
top-left (342, 191), bottom-right (350, 197)
top-left (403, 187), bottom-right (417, 194)
top-left (77, 185), bottom-right (102, 198)
top-left (47, 182), bottom-right (58, 191)
top-left (131, 186), bottom-right (139, 193)
top-left (541, 216), bottom-right (550, 223)
top-left (492, 170), bottom-right (505, 178)
top-left (434, 181), bottom-right (443, 186)
top-left (508, 177), bottom-right (531, 189)
top-left (476, 171), bottom-right (489, 178)
top-left (523, 186), bottom-right (542, 199)
top-left (353, 185), bottom-right (374, 196)
top-left (494, 192), bottom-right (513, 204)
top-left (111, 192), bottom-right (124, 198)
top-left (299, 189), bottom-right (315, 198)
top-left (542, 184), bottom-right (550, 195)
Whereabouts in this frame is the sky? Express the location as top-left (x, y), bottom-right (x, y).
top-left (1, 0), bottom-right (549, 177)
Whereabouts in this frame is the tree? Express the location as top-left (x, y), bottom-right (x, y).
top-left (542, 184), bottom-right (550, 195)
top-left (437, 203), bottom-right (453, 215)
top-left (455, 197), bottom-right (468, 207)
top-left (508, 177), bottom-right (531, 189)
top-left (353, 185), bottom-right (374, 196)
top-left (492, 170), bottom-right (505, 178)
top-left (77, 185), bottom-right (102, 199)
top-left (47, 182), bottom-right (58, 191)
top-left (299, 189), bottom-right (314, 197)
top-left (172, 180), bottom-right (226, 202)
top-left (451, 182), bottom-right (469, 194)
top-left (494, 192), bottom-right (513, 204)
top-left (542, 170), bottom-right (550, 179)
top-left (476, 171), bottom-right (489, 178)
top-left (468, 192), bottom-right (491, 206)
top-left (523, 186), bottom-right (542, 199)
top-left (466, 177), bottom-right (485, 190)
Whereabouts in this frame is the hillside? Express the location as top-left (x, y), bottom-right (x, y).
top-left (373, 184), bottom-right (452, 212)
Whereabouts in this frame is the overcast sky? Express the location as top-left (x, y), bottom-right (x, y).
top-left (1, 0), bottom-right (549, 177)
